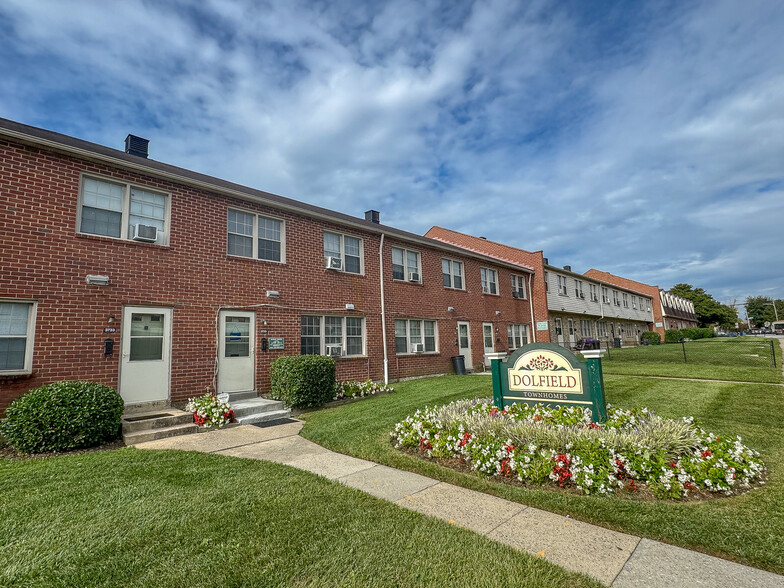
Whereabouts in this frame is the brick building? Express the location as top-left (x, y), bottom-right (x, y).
top-left (583, 270), bottom-right (697, 338)
top-left (0, 118), bottom-right (537, 413)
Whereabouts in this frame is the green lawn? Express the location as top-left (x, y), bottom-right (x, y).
top-left (600, 338), bottom-right (783, 383)
top-left (0, 449), bottom-right (598, 588)
top-left (299, 375), bottom-right (784, 574)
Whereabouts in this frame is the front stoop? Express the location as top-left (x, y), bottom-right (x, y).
top-left (122, 409), bottom-right (198, 445)
top-left (226, 391), bottom-right (291, 426)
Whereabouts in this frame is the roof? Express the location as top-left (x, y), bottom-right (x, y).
top-left (425, 226), bottom-right (537, 272)
top-left (0, 117), bottom-right (532, 274)
top-left (583, 269), bottom-right (658, 297)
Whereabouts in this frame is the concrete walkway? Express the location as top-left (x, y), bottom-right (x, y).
top-left (136, 422), bottom-right (784, 587)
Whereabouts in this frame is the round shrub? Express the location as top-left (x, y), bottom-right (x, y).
top-left (269, 355), bottom-right (336, 409)
top-left (640, 331), bottom-right (661, 345)
top-left (0, 381), bottom-right (124, 453)
top-left (664, 329), bottom-right (683, 342)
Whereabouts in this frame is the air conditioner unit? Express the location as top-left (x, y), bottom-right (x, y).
top-left (325, 345), bottom-right (343, 357)
top-left (325, 257), bottom-right (342, 270)
top-left (411, 343), bottom-right (425, 353)
top-left (512, 291), bottom-right (523, 299)
top-left (408, 273), bottom-right (420, 282)
top-left (131, 224), bottom-right (158, 242)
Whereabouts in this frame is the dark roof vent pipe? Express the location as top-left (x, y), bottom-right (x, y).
top-left (125, 134), bottom-right (149, 158)
top-left (563, 265), bottom-right (572, 272)
top-left (365, 210), bottom-right (380, 224)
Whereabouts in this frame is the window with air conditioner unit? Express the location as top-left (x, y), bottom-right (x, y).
top-left (481, 267), bottom-right (499, 295)
top-left (78, 175), bottom-right (169, 245)
top-left (325, 344), bottom-right (343, 357)
top-left (395, 319), bottom-right (437, 354)
top-left (558, 275), bottom-right (568, 296)
top-left (574, 279), bottom-right (584, 299)
top-left (511, 274), bottom-right (527, 299)
top-left (300, 315), bottom-right (364, 356)
top-left (590, 284), bottom-right (598, 301)
top-left (392, 247), bottom-right (422, 283)
top-left (325, 256), bottom-right (343, 270)
top-left (324, 232), bottom-right (363, 274)
top-left (411, 343), bottom-right (425, 353)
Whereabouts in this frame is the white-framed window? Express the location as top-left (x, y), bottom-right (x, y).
top-left (324, 232), bottom-right (363, 274)
top-left (395, 319), bottom-right (437, 354)
top-left (480, 268), bottom-right (499, 295)
top-left (590, 284), bottom-right (598, 302)
top-left (558, 275), bottom-right (568, 296)
top-left (632, 295), bottom-right (638, 309)
top-left (391, 247), bottom-right (422, 282)
top-left (544, 271), bottom-right (549, 293)
top-left (78, 175), bottom-right (169, 244)
top-left (227, 209), bottom-right (285, 262)
top-left (613, 291), bottom-right (621, 306)
top-left (580, 319), bottom-right (591, 337)
top-left (0, 301), bottom-right (37, 374)
top-left (554, 317), bottom-right (563, 335)
top-left (511, 275), bottom-right (527, 299)
top-left (300, 315), bottom-right (364, 356)
top-left (574, 280), bottom-right (584, 299)
top-left (623, 293), bottom-right (629, 308)
top-left (442, 259), bottom-right (464, 289)
top-left (602, 287), bottom-right (610, 304)
top-left (507, 323), bottom-right (529, 349)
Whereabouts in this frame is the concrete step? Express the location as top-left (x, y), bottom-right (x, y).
top-left (123, 423), bottom-right (199, 445)
top-left (121, 409), bottom-right (193, 434)
top-left (236, 409), bottom-right (291, 426)
top-left (229, 398), bottom-right (286, 419)
top-left (223, 390), bottom-right (258, 402)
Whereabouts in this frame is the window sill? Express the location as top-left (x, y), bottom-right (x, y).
top-left (482, 291), bottom-right (500, 297)
top-left (0, 370), bottom-right (34, 381)
top-left (325, 269), bottom-right (366, 277)
top-left (76, 232), bottom-right (169, 248)
top-left (332, 355), bottom-right (368, 360)
top-left (226, 254), bottom-right (285, 265)
top-left (392, 279), bottom-right (423, 286)
top-left (396, 352), bottom-right (440, 357)
top-left (443, 286), bottom-right (466, 291)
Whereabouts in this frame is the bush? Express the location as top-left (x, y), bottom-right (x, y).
top-left (0, 381), bottom-right (124, 454)
top-left (664, 329), bottom-right (683, 342)
top-left (641, 331), bottom-right (661, 345)
top-left (269, 355), bottom-right (336, 409)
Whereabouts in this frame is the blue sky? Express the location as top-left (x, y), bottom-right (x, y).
top-left (2, 0), bottom-right (783, 304)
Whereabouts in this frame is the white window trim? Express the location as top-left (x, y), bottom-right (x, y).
top-left (77, 173), bottom-right (171, 245)
top-left (442, 258), bottom-right (465, 290)
top-left (511, 274), bottom-right (528, 299)
top-left (324, 231), bottom-right (365, 275)
top-left (590, 284), bottom-right (599, 302)
top-left (558, 275), bottom-right (568, 296)
top-left (0, 299), bottom-right (37, 375)
top-left (507, 323), bottom-right (529, 350)
top-left (227, 208), bottom-right (286, 263)
top-left (391, 247), bottom-right (422, 283)
top-left (301, 315), bottom-right (365, 357)
top-left (480, 267), bottom-right (500, 296)
top-left (395, 318), bottom-right (439, 355)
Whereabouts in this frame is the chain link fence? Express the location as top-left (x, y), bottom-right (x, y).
top-left (600, 338), bottom-right (778, 369)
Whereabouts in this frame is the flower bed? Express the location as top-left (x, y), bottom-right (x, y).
top-left (334, 379), bottom-right (393, 401)
top-left (391, 399), bottom-right (765, 499)
top-left (185, 393), bottom-right (235, 428)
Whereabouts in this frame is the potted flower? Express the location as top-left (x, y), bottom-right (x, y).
top-left (185, 391), bottom-right (235, 428)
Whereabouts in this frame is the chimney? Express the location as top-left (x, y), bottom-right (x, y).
top-left (365, 210), bottom-right (380, 224)
top-left (563, 265), bottom-right (572, 272)
top-left (125, 134), bottom-right (149, 158)
top-left (543, 257), bottom-right (549, 265)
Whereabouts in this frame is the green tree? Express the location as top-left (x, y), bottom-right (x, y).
top-left (669, 283), bottom-right (738, 328)
top-left (746, 296), bottom-right (784, 327)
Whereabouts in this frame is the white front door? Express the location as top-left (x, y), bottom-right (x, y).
top-left (218, 310), bottom-right (255, 394)
top-left (457, 321), bottom-right (472, 372)
top-left (568, 319), bottom-right (576, 347)
top-left (120, 306), bottom-right (172, 404)
top-left (555, 317), bottom-right (564, 346)
top-left (482, 322), bottom-right (494, 367)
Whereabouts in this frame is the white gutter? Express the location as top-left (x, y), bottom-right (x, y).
top-left (378, 233), bottom-right (389, 385)
top-left (528, 272), bottom-right (536, 343)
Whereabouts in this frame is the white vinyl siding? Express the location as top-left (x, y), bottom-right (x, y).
top-left (324, 232), bottom-right (363, 274)
top-left (227, 210), bottom-right (284, 262)
top-left (0, 301), bottom-right (36, 373)
top-left (300, 316), bottom-right (364, 356)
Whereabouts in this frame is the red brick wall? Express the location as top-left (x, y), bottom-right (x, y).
top-left (0, 139), bottom-right (533, 412)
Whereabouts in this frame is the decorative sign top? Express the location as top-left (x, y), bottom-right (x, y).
top-left (490, 342), bottom-right (607, 422)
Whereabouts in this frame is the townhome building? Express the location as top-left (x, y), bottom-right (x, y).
top-left (426, 228), bottom-right (655, 348)
top-left (0, 118), bottom-right (539, 414)
top-left (583, 270), bottom-right (697, 337)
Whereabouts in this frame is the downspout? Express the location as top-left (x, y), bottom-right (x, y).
top-left (379, 234), bottom-right (389, 385)
top-left (528, 272), bottom-right (536, 343)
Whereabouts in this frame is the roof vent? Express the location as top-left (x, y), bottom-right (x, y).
top-left (365, 210), bottom-right (380, 224)
top-left (543, 257), bottom-right (549, 265)
top-left (479, 236), bottom-right (487, 240)
top-left (125, 134), bottom-right (149, 158)
top-left (563, 265), bottom-right (572, 272)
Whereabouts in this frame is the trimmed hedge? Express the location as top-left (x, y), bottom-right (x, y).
top-left (269, 355), bottom-right (336, 409)
top-left (664, 329), bottom-right (684, 342)
top-left (0, 381), bottom-right (124, 454)
top-left (641, 331), bottom-right (662, 345)
top-left (665, 328), bottom-right (716, 342)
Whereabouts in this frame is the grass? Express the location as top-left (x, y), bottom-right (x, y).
top-left (299, 375), bottom-right (784, 574)
top-left (600, 338), bottom-right (783, 384)
top-left (0, 449), bottom-right (599, 588)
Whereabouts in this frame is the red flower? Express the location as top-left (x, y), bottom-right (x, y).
top-left (499, 458), bottom-right (513, 477)
top-left (419, 438), bottom-right (432, 451)
top-left (701, 450), bottom-right (712, 458)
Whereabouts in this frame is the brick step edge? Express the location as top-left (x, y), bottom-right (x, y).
top-left (122, 412), bottom-right (194, 434)
top-left (123, 423), bottom-right (199, 445)
top-left (235, 409), bottom-right (292, 426)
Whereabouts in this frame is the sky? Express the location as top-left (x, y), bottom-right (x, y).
top-left (1, 0), bottom-right (783, 304)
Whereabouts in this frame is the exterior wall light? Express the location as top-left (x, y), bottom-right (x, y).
top-left (86, 275), bottom-right (110, 286)
top-left (266, 290), bottom-right (280, 298)
top-left (447, 306), bottom-right (455, 312)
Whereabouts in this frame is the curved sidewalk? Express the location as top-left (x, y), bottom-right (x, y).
top-left (136, 422), bottom-right (784, 587)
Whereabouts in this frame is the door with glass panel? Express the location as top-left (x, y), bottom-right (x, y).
top-left (120, 307), bottom-right (172, 404)
top-left (482, 323), bottom-right (494, 367)
top-left (567, 319), bottom-right (576, 347)
top-left (218, 310), bottom-right (255, 394)
top-left (457, 321), bottom-right (472, 372)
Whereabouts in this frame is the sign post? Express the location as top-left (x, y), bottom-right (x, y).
top-left (491, 342), bottom-right (608, 422)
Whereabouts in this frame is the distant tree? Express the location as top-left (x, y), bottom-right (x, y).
top-left (746, 296), bottom-right (784, 327)
top-left (669, 283), bottom-right (738, 328)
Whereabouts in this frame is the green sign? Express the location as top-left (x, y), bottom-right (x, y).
top-left (268, 337), bottom-right (285, 350)
top-left (490, 342), bottom-right (607, 422)
top-left (536, 321), bottom-right (549, 331)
